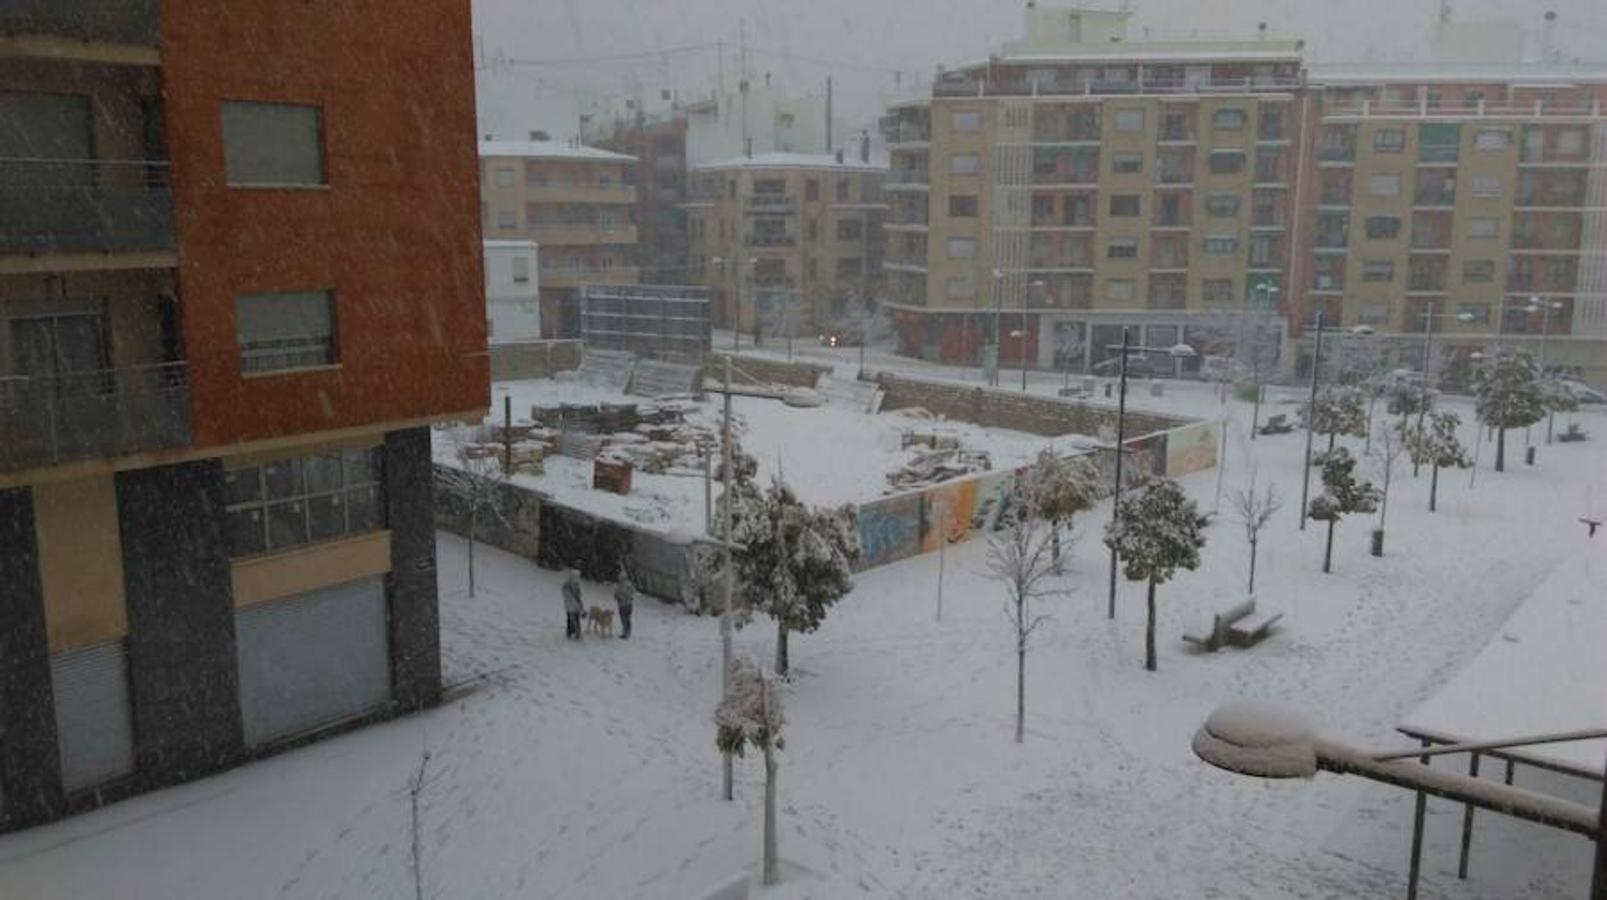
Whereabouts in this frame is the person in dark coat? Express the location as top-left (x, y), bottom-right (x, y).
top-left (613, 567), bottom-right (636, 639)
top-left (562, 569), bottom-right (583, 640)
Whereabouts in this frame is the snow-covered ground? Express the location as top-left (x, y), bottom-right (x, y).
top-left (2, 362), bottom-right (1604, 899)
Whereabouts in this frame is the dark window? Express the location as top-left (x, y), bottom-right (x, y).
top-left (222, 101), bottom-right (325, 185)
top-left (1108, 194), bottom-right (1140, 217)
top-left (224, 448), bottom-right (385, 557)
top-left (1364, 216), bottom-right (1402, 239)
top-left (948, 195), bottom-right (978, 217)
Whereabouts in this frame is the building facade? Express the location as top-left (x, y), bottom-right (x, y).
top-left (588, 116), bottom-right (691, 287)
top-left (0, 0), bottom-right (487, 829)
top-left (479, 140), bottom-right (640, 338)
top-left (484, 240), bottom-right (541, 343)
top-left (881, 6), bottom-right (1607, 388)
top-left (685, 152), bottom-right (888, 336)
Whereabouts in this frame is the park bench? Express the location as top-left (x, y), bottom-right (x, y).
top-left (1558, 423), bottom-right (1587, 443)
top-left (1257, 414), bottom-right (1294, 436)
top-left (1182, 597), bottom-right (1280, 652)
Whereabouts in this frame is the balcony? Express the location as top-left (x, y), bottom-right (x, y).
top-left (1318, 144), bottom-right (1356, 163)
top-left (0, 159), bottom-right (174, 258)
top-left (887, 122), bottom-right (932, 145)
top-left (747, 233), bottom-right (797, 248)
top-left (745, 194), bottom-right (797, 213)
top-left (1251, 209), bottom-right (1286, 229)
top-left (1407, 273), bottom-right (1447, 292)
top-left (1413, 184), bottom-right (1457, 207)
top-left (1313, 230), bottom-right (1349, 250)
top-left (525, 182), bottom-right (637, 205)
top-left (0, 0), bottom-right (160, 47)
top-left (885, 169), bottom-right (929, 191)
top-left (0, 362), bottom-right (190, 473)
top-left (528, 223), bottom-right (637, 246)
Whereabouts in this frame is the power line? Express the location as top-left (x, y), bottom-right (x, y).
top-left (495, 42), bottom-right (721, 68)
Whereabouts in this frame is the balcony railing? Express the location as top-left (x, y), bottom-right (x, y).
top-left (0, 158), bottom-right (174, 256)
top-left (1325, 98), bottom-right (1604, 119)
top-left (747, 233), bottom-right (797, 248)
top-left (1318, 145), bottom-right (1356, 163)
top-left (1252, 210), bottom-right (1286, 228)
top-left (745, 194), bottom-right (796, 211)
top-left (1407, 274), bottom-right (1447, 292)
top-left (1314, 231), bottom-right (1349, 249)
top-left (1414, 186), bottom-right (1456, 206)
top-left (0, 0), bottom-right (159, 46)
top-left (886, 169), bottom-right (929, 186)
top-left (936, 74), bottom-right (1302, 98)
top-left (888, 123), bottom-right (932, 144)
top-left (0, 362), bottom-right (190, 472)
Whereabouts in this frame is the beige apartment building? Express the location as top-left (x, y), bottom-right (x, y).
top-left (480, 140), bottom-right (639, 337)
top-left (684, 152), bottom-right (887, 337)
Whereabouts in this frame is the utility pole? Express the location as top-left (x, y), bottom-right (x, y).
top-left (1107, 327), bottom-right (1129, 619)
top-left (1298, 312), bottom-right (1324, 531)
top-left (720, 356), bottom-right (736, 802)
top-left (825, 76), bottom-right (833, 152)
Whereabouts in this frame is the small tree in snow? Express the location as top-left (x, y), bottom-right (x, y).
top-left (1370, 423), bottom-right (1405, 554)
top-left (1307, 448), bottom-right (1381, 574)
top-left (1103, 479), bottom-right (1207, 673)
top-left (1228, 472), bottom-right (1281, 595)
top-left (1300, 384), bottom-right (1368, 455)
top-left (439, 440), bottom-right (509, 598)
top-left (731, 480), bottom-right (859, 677)
top-left (1023, 449), bottom-right (1099, 567)
top-left (1474, 352), bottom-right (1546, 473)
top-left (715, 657), bottom-right (784, 885)
top-left (985, 503), bottom-right (1067, 742)
top-left (1402, 410), bottom-right (1472, 512)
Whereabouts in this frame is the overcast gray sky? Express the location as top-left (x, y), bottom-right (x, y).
top-left (471, 0), bottom-right (1607, 140)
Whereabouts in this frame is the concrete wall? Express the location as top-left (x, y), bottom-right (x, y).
top-left (704, 352), bottom-right (830, 389)
top-left (874, 372), bottom-right (1182, 437)
top-left (0, 488), bottom-right (64, 828)
top-left (485, 240), bottom-right (541, 344)
top-left (487, 339), bottom-right (583, 382)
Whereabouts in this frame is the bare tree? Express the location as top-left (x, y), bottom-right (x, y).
top-left (408, 744), bottom-right (432, 900)
top-left (439, 432), bottom-right (510, 598)
top-left (1370, 423), bottom-right (1405, 555)
top-left (716, 657), bottom-right (785, 885)
top-left (985, 506), bottom-right (1068, 743)
top-left (1228, 472), bottom-right (1281, 595)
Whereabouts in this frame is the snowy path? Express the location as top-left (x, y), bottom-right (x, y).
top-left (0, 383), bottom-right (1602, 899)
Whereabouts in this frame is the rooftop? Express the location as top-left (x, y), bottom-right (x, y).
top-left (1309, 61), bottom-right (1607, 85)
top-left (953, 39), bottom-right (1305, 70)
top-left (479, 140), bottom-right (636, 163)
top-left (691, 151), bottom-right (889, 173)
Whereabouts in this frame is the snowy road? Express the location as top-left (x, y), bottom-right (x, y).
top-left (0, 381), bottom-right (1601, 899)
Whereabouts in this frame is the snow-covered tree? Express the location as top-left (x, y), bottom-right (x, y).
top-left (985, 506), bottom-right (1067, 742)
top-left (1307, 448), bottom-right (1381, 574)
top-left (1022, 449), bottom-right (1100, 566)
top-left (439, 438), bottom-right (509, 598)
top-left (1540, 375), bottom-right (1580, 441)
top-left (1474, 352), bottom-right (1547, 473)
top-left (1381, 372), bottom-right (1434, 419)
top-left (1103, 479), bottom-right (1207, 672)
top-left (1228, 472), bottom-right (1281, 595)
top-left (715, 657), bottom-right (784, 885)
top-left (1300, 384), bottom-right (1368, 454)
top-left (730, 479), bottom-right (859, 677)
top-left (828, 293), bottom-right (889, 378)
top-left (1370, 423), bottom-right (1405, 554)
top-left (1403, 410), bottom-right (1472, 512)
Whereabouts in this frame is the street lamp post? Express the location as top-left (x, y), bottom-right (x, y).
top-left (1248, 283), bottom-right (1280, 439)
top-left (1413, 302), bottom-right (1478, 474)
top-left (1103, 332), bottom-right (1198, 618)
top-left (1021, 279), bottom-right (1045, 392)
top-left (1498, 297), bottom-right (1565, 456)
top-left (988, 269), bottom-right (1005, 386)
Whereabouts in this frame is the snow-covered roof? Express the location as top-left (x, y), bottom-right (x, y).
top-left (947, 40), bottom-right (1304, 72)
top-left (479, 140), bottom-right (636, 163)
top-left (1310, 62), bottom-right (1607, 85)
top-left (483, 239), bottom-right (538, 250)
top-left (690, 152), bottom-right (889, 173)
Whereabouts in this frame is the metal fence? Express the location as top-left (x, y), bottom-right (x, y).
top-left (0, 362), bottom-right (191, 472)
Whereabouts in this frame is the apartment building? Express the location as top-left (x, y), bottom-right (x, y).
top-left (0, 1), bottom-right (487, 830)
top-left (484, 240), bottom-right (542, 342)
top-left (480, 140), bottom-right (639, 338)
top-left (588, 116), bottom-right (691, 287)
top-left (685, 151), bottom-right (888, 336)
top-left (1297, 66), bottom-right (1607, 384)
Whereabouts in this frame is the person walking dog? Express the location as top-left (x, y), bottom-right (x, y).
top-left (613, 567), bottom-right (636, 639)
top-left (562, 569), bottom-right (584, 640)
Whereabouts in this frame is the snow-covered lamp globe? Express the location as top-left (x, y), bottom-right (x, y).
top-left (1192, 702), bottom-right (1319, 779)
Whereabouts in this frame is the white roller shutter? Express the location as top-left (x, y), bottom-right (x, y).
top-left (236, 577), bottom-right (391, 748)
top-left (51, 640), bottom-right (135, 792)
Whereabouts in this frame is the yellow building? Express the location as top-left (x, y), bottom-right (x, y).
top-left (684, 152), bottom-right (887, 338)
top-left (480, 140), bottom-right (640, 337)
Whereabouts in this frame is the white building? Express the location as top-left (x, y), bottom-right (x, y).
top-left (483, 240), bottom-right (541, 343)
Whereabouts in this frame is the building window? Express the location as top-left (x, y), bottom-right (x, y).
top-left (948, 195), bottom-right (979, 217)
top-left (836, 180), bottom-right (850, 202)
top-left (1106, 240), bottom-right (1138, 260)
top-left (1203, 279), bottom-right (1234, 304)
top-left (1111, 152), bottom-right (1142, 174)
top-left (1362, 259), bottom-right (1395, 282)
top-left (1458, 303), bottom-right (1491, 324)
top-left (835, 258), bottom-right (863, 277)
top-left (1212, 107), bottom-right (1247, 131)
top-left (496, 209), bottom-right (517, 230)
top-left (951, 110), bottom-right (981, 132)
top-left (1368, 173), bottom-right (1401, 197)
top-left (1363, 216), bottom-right (1402, 239)
top-left (1204, 194), bottom-right (1240, 217)
top-left (1373, 127), bottom-right (1406, 153)
top-left (1207, 151), bottom-right (1245, 174)
top-left (1462, 259), bottom-right (1495, 282)
top-left (946, 277), bottom-right (975, 299)
top-left (223, 447), bottom-right (385, 558)
top-left (1474, 128), bottom-right (1510, 150)
top-left (237, 290), bottom-right (336, 374)
top-left (495, 168), bottom-right (515, 187)
top-left (837, 219), bottom-right (863, 240)
top-left (805, 179), bottom-right (820, 201)
top-left (947, 237), bottom-right (977, 258)
top-left (1470, 175), bottom-right (1501, 197)
top-left (1465, 217), bottom-right (1498, 239)
top-left (1106, 279), bottom-right (1135, 301)
top-left (1108, 194), bottom-right (1140, 217)
top-left (1557, 129), bottom-right (1585, 156)
top-left (1202, 235), bottom-right (1238, 255)
top-left (1359, 302), bottom-right (1390, 326)
top-left (1113, 109), bottom-right (1145, 132)
top-left (949, 153), bottom-right (981, 175)
top-left (221, 101), bottom-right (325, 186)
top-left (512, 256), bottom-right (530, 283)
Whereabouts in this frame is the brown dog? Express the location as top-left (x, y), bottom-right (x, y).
top-left (587, 606), bottom-right (615, 636)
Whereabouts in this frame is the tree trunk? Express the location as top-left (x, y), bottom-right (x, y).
top-left (1327, 430), bottom-right (1337, 453)
top-left (1495, 428), bottom-right (1506, 472)
top-left (1051, 524), bottom-right (1061, 565)
top-left (762, 742), bottom-right (779, 885)
top-left (1247, 539), bottom-right (1258, 595)
top-left (1429, 464), bottom-right (1440, 513)
top-left (775, 620), bottom-right (790, 677)
top-left (1144, 580), bottom-right (1157, 672)
top-left (1323, 521), bottom-right (1336, 574)
top-left (1015, 640), bottom-right (1026, 744)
